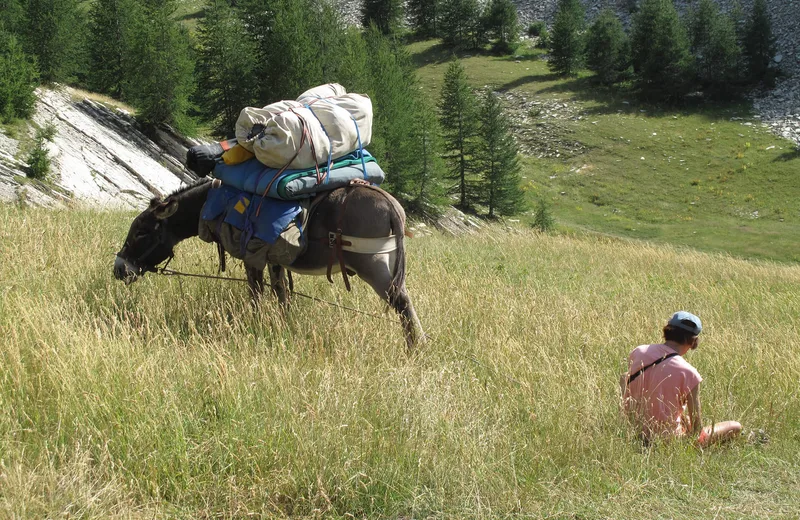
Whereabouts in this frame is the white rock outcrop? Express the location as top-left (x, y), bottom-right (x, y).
top-left (0, 87), bottom-right (199, 209)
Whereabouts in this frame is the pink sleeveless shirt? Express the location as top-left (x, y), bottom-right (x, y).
top-left (623, 343), bottom-right (702, 438)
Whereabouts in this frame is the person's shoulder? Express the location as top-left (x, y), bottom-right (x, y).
top-left (673, 356), bottom-right (702, 382)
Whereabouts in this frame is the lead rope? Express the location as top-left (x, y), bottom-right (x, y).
top-left (154, 266), bottom-right (394, 322)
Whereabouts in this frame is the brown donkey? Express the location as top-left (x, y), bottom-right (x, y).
top-left (113, 179), bottom-right (425, 350)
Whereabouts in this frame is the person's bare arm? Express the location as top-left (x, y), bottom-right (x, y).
top-left (685, 384), bottom-right (703, 435)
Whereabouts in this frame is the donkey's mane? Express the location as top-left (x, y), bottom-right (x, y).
top-left (153, 178), bottom-right (211, 204)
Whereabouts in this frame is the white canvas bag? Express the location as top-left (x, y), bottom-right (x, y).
top-left (235, 83), bottom-right (373, 170)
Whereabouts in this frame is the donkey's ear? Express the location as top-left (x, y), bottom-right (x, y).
top-left (153, 199), bottom-right (179, 220)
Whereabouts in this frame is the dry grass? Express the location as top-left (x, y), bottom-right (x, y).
top-left (1, 205), bottom-right (799, 518)
top-left (67, 87), bottom-right (136, 115)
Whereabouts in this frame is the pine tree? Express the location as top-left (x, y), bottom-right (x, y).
top-left (586, 9), bottom-right (630, 85)
top-left (335, 28), bottom-right (372, 94)
top-left (0, 29), bottom-right (38, 123)
top-left (0, 0), bottom-right (24, 33)
top-left (631, 0), bottom-right (693, 101)
top-left (240, 0), bottom-right (347, 104)
top-left (407, 97), bottom-right (446, 211)
top-left (743, 0), bottom-right (776, 84)
top-left (476, 89), bottom-right (525, 218)
top-left (439, 59), bottom-right (479, 211)
top-left (126, 0), bottom-right (194, 129)
top-left (195, 0), bottom-right (259, 137)
top-left (87, 0), bottom-right (135, 97)
top-left (361, 0), bottom-right (404, 35)
top-left (408, 0), bottom-right (440, 37)
top-left (23, 0), bottom-right (86, 83)
top-left (483, 0), bottom-right (519, 54)
top-left (548, 0), bottom-right (585, 76)
top-left (440, 0), bottom-right (483, 48)
top-left (363, 26), bottom-right (420, 196)
top-left (688, 0), bottom-right (741, 99)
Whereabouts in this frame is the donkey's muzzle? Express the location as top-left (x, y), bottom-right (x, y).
top-left (114, 255), bottom-right (139, 285)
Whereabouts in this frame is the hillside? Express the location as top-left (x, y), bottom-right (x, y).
top-left (1, 205), bottom-right (798, 517)
top-left (410, 40), bottom-right (800, 263)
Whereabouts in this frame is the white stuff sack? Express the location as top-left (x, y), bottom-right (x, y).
top-left (235, 83), bottom-right (373, 170)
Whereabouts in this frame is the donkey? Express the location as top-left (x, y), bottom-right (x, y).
top-left (113, 179), bottom-right (425, 349)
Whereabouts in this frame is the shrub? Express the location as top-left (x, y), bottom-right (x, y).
top-left (585, 9), bottom-right (630, 85)
top-left (528, 20), bottom-right (546, 37)
top-left (532, 197), bottom-right (555, 232)
top-left (26, 125), bottom-right (56, 180)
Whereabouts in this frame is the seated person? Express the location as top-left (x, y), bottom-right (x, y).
top-left (620, 311), bottom-right (741, 446)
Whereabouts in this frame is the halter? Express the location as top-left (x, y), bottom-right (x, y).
top-left (117, 219), bottom-right (175, 276)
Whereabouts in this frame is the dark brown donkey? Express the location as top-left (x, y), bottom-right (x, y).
top-left (113, 179), bottom-right (425, 349)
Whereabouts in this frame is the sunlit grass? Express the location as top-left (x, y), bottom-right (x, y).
top-left (1, 206), bottom-right (799, 517)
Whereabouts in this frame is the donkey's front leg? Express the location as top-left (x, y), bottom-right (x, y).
top-left (267, 264), bottom-right (290, 306)
top-left (245, 265), bottom-right (265, 303)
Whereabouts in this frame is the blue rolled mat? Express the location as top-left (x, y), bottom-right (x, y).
top-left (212, 150), bottom-right (385, 200)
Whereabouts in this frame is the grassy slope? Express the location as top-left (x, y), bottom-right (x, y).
top-left (409, 40), bottom-right (800, 263)
top-left (1, 206), bottom-right (799, 518)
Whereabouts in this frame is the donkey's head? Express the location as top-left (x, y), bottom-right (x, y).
top-left (113, 197), bottom-right (181, 284)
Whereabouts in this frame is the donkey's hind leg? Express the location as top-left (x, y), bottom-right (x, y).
top-left (349, 253), bottom-right (424, 352)
top-left (267, 264), bottom-right (290, 306)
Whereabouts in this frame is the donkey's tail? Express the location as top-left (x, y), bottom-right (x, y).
top-left (381, 189), bottom-right (407, 306)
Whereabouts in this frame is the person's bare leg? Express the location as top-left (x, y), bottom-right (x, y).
top-left (698, 420), bottom-right (742, 447)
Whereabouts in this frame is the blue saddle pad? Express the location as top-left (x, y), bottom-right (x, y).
top-left (201, 185), bottom-right (302, 245)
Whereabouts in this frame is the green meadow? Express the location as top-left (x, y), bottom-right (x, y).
top-left (1, 206), bottom-right (799, 518)
top-left (409, 40), bottom-right (800, 263)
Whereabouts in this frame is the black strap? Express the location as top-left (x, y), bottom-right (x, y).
top-left (627, 352), bottom-right (679, 385)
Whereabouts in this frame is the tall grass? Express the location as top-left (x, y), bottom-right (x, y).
top-left (1, 205), bottom-right (799, 518)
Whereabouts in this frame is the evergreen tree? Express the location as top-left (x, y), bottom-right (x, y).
top-left (195, 0), bottom-right (258, 137)
top-left (363, 26), bottom-right (420, 196)
top-left (361, 0), bottom-right (404, 35)
top-left (335, 28), bottom-right (372, 94)
top-left (0, 0), bottom-right (24, 33)
top-left (240, 0), bottom-right (346, 104)
top-left (476, 89), bottom-right (525, 218)
top-left (586, 9), bottom-right (630, 85)
top-left (407, 97), bottom-right (446, 211)
top-left (743, 0), bottom-right (776, 84)
top-left (688, 0), bottom-right (741, 99)
top-left (87, 0), bottom-right (135, 97)
top-left (483, 0), bottom-right (519, 54)
top-left (126, 0), bottom-right (194, 128)
top-left (440, 0), bottom-right (483, 48)
top-left (548, 0), bottom-right (585, 76)
top-left (23, 0), bottom-right (86, 83)
top-left (439, 59), bottom-right (479, 211)
top-left (0, 29), bottom-right (38, 123)
top-left (408, 0), bottom-right (440, 37)
top-left (631, 0), bottom-right (693, 101)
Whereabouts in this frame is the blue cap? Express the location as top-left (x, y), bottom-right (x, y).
top-left (668, 311), bottom-right (702, 335)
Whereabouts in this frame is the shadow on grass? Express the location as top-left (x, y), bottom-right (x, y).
top-left (773, 149), bottom-right (800, 162)
top-left (527, 75), bottom-right (755, 120)
top-left (497, 73), bottom-right (563, 91)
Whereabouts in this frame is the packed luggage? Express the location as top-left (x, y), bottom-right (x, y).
top-left (185, 83), bottom-right (385, 268)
